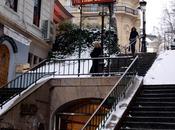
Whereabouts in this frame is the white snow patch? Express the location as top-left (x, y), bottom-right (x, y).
top-left (144, 50), bottom-right (175, 85)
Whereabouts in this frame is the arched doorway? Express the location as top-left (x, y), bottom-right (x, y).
top-left (0, 44), bottom-right (10, 87)
top-left (53, 98), bottom-right (109, 130)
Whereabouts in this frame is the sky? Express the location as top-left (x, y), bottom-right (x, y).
top-left (145, 0), bottom-right (171, 34)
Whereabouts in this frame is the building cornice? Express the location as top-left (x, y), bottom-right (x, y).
top-left (0, 12), bottom-right (51, 50)
top-left (55, 0), bottom-right (73, 18)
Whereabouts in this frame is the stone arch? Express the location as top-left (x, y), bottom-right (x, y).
top-left (51, 98), bottom-right (110, 130)
top-left (0, 35), bottom-right (18, 53)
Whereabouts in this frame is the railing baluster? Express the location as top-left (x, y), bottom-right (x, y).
top-left (0, 56), bottom-right (137, 111)
top-left (81, 56), bottom-right (138, 130)
top-left (53, 59), bottom-right (56, 75)
top-left (68, 61), bottom-right (70, 75)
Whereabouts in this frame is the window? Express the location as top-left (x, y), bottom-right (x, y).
top-left (33, 55), bottom-right (38, 65)
top-left (33, 0), bottom-right (41, 27)
top-left (5, 0), bottom-right (18, 12)
top-left (28, 53), bottom-right (32, 64)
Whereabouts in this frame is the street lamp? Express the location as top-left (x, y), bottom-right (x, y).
top-left (99, 5), bottom-right (107, 56)
top-left (139, 0), bottom-right (147, 52)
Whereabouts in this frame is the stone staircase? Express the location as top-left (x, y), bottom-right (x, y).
top-left (116, 85), bottom-right (175, 130)
top-left (136, 53), bottom-right (157, 76)
top-left (0, 88), bottom-right (25, 106)
top-left (117, 52), bottom-right (157, 76)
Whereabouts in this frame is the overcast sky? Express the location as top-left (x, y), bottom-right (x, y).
top-left (145, 0), bottom-right (171, 34)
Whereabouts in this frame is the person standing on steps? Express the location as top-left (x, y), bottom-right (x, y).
top-left (90, 41), bottom-right (102, 76)
top-left (129, 27), bottom-right (139, 55)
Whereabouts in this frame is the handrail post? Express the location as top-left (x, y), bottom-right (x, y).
top-left (81, 56), bottom-right (138, 130)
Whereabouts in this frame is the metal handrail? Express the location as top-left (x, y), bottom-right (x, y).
top-left (0, 59), bottom-right (55, 107)
top-left (51, 56), bottom-right (133, 76)
top-left (0, 56), bottom-right (135, 108)
top-left (81, 55), bottom-right (138, 130)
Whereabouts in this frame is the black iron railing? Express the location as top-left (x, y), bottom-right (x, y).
top-left (0, 59), bottom-right (55, 107)
top-left (3, 59), bottom-right (55, 89)
top-left (50, 56), bottom-right (133, 76)
top-left (81, 56), bottom-right (138, 130)
top-left (0, 56), bottom-right (135, 108)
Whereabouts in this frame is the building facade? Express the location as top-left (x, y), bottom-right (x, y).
top-left (0, 0), bottom-right (72, 87)
top-left (61, 0), bottom-right (140, 53)
top-left (116, 0), bottom-right (140, 53)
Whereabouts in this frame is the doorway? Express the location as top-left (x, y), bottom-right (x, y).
top-left (0, 44), bottom-right (10, 87)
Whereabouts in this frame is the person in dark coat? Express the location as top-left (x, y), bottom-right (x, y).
top-left (90, 41), bottom-right (102, 76)
top-left (129, 27), bottom-right (139, 55)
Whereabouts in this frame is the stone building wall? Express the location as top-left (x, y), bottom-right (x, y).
top-left (0, 77), bottom-right (119, 130)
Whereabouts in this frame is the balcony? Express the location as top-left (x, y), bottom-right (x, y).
top-left (115, 6), bottom-right (138, 15)
top-left (65, 5), bottom-right (138, 16)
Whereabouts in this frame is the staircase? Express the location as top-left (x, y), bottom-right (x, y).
top-left (137, 53), bottom-right (157, 76)
top-left (0, 88), bottom-right (25, 106)
top-left (0, 59), bottom-right (53, 107)
top-left (117, 53), bottom-right (157, 76)
top-left (116, 85), bottom-right (175, 130)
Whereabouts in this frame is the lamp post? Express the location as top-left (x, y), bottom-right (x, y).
top-left (78, 5), bottom-right (83, 76)
top-left (139, 0), bottom-right (147, 52)
top-left (99, 5), bottom-right (107, 56)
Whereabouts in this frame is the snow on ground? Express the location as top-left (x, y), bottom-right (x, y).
top-left (144, 50), bottom-right (175, 85)
top-left (2, 49), bottom-right (174, 126)
top-left (103, 50), bottom-right (175, 129)
top-left (102, 76), bottom-right (143, 130)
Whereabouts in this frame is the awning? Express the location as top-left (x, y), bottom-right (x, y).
top-left (54, 1), bottom-right (73, 24)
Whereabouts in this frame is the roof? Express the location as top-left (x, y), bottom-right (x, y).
top-left (54, 1), bottom-right (73, 24)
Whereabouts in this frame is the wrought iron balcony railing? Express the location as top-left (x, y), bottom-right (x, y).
top-left (0, 56), bottom-right (137, 108)
top-left (65, 5), bottom-right (138, 16)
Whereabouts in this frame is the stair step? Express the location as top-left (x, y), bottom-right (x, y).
top-left (129, 111), bottom-right (175, 117)
top-left (131, 106), bottom-right (175, 111)
top-left (142, 89), bottom-right (175, 93)
top-left (138, 93), bottom-right (175, 97)
top-left (134, 101), bottom-right (175, 106)
top-left (143, 85), bottom-right (175, 89)
top-left (120, 128), bottom-right (174, 130)
top-left (121, 121), bottom-right (175, 129)
top-left (0, 88), bottom-right (25, 105)
top-left (136, 97), bottom-right (175, 101)
top-left (126, 116), bottom-right (175, 123)
top-left (0, 88), bottom-right (25, 93)
top-left (116, 83), bottom-right (175, 129)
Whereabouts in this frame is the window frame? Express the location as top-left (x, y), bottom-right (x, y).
top-left (5, 0), bottom-right (18, 12)
top-left (33, 0), bottom-right (42, 27)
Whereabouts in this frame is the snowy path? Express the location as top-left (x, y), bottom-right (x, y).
top-left (144, 50), bottom-right (175, 85)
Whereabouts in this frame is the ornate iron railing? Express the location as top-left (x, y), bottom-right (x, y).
top-left (0, 59), bottom-right (54, 107)
top-left (51, 56), bottom-right (133, 76)
top-left (115, 6), bottom-right (138, 15)
top-left (81, 55), bottom-right (138, 130)
top-left (0, 56), bottom-right (135, 108)
top-left (65, 5), bottom-right (138, 16)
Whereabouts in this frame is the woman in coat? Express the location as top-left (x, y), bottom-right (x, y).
top-left (90, 41), bottom-right (102, 76)
top-left (129, 27), bottom-right (139, 55)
